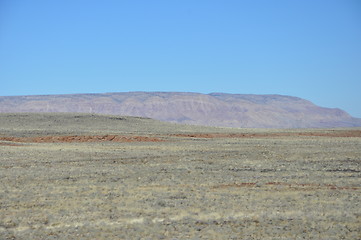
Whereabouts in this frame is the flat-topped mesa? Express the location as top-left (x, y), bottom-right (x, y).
top-left (1, 92), bottom-right (360, 128)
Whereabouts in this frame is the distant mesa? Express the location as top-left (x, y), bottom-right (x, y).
top-left (0, 92), bottom-right (360, 128)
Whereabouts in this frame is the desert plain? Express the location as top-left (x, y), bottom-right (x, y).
top-left (0, 113), bottom-right (360, 239)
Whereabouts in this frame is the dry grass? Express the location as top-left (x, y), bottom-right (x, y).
top-left (0, 113), bottom-right (360, 239)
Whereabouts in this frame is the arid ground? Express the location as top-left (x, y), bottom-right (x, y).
top-left (0, 113), bottom-right (360, 239)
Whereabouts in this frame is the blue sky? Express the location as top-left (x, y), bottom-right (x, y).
top-left (1, 0), bottom-right (360, 117)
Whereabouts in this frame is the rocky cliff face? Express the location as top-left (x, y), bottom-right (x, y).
top-left (1, 92), bottom-right (360, 128)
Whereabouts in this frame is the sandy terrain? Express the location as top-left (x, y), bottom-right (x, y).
top-left (0, 113), bottom-right (360, 239)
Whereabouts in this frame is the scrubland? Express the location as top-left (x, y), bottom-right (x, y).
top-left (0, 113), bottom-right (360, 239)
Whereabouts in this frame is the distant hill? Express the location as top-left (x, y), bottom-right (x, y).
top-left (1, 92), bottom-right (360, 128)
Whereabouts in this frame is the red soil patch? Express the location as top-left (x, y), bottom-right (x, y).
top-left (295, 130), bottom-right (361, 137)
top-left (265, 182), bottom-right (359, 191)
top-left (171, 130), bottom-right (361, 139)
top-left (0, 135), bottom-right (164, 143)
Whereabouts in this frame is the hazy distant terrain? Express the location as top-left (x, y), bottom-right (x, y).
top-left (1, 92), bottom-right (360, 128)
top-left (0, 113), bottom-right (360, 239)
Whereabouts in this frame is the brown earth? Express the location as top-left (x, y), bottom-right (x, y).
top-left (1, 130), bottom-right (360, 144)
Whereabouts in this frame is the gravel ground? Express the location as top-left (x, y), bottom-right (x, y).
top-left (0, 113), bottom-right (360, 239)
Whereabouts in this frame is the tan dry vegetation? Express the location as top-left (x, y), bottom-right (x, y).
top-left (0, 113), bottom-right (360, 239)
top-left (0, 135), bottom-right (164, 143)
top-left (170, 130), bottom-right (361, 138)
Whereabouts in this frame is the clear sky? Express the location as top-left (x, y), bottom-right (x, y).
top-left (1, 0), bottom-right (360, 117)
